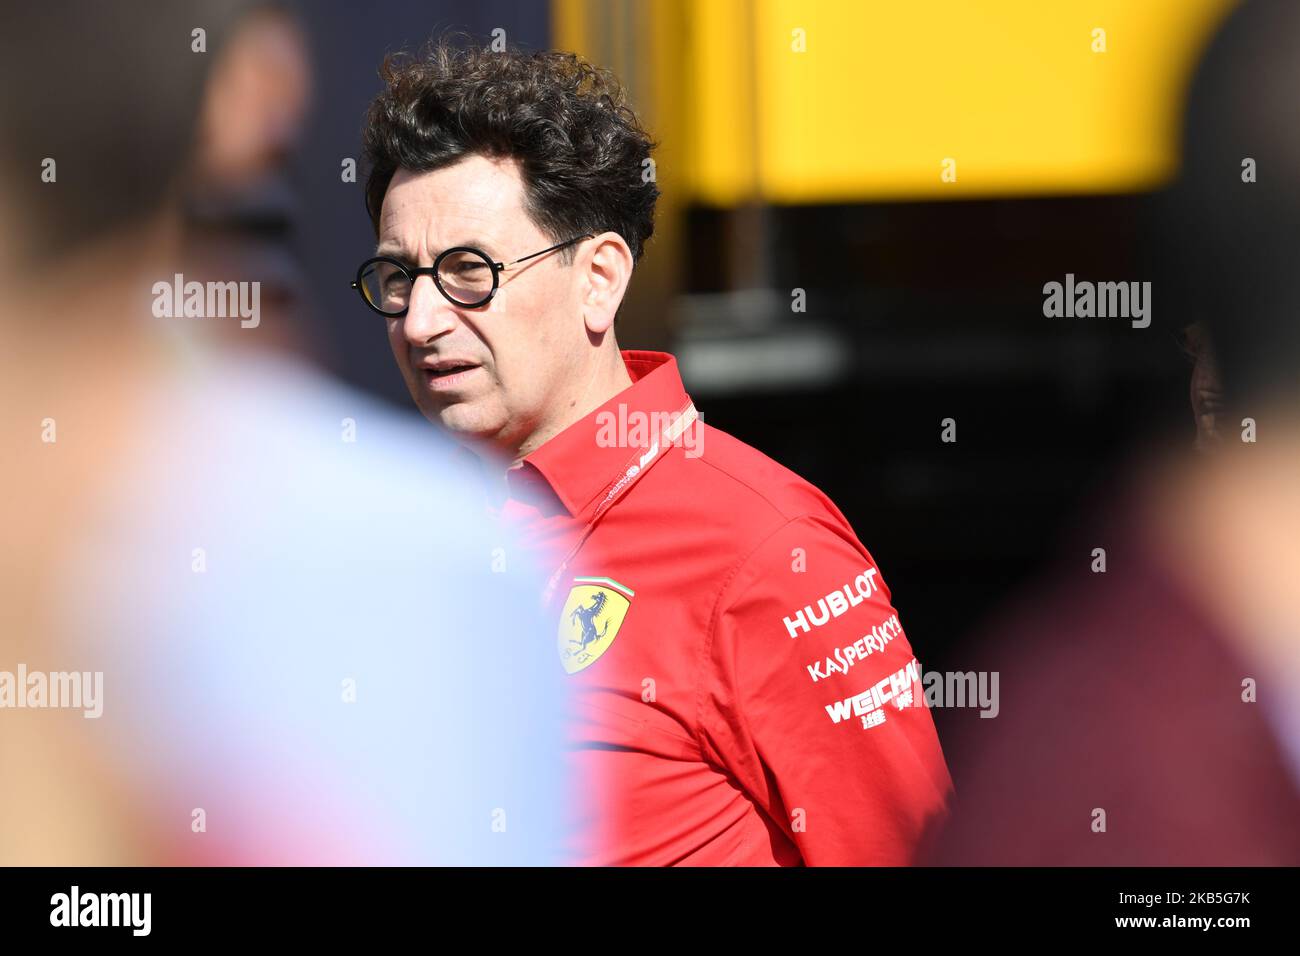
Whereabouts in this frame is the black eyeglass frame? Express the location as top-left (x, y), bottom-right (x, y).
top-left (351, 234), bottom-right (594, 315)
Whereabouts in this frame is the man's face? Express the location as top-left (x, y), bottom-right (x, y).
top-left (376, 155), bottom-right (586, 451)
top-left (1179, 321), bottom-right (1227, 453)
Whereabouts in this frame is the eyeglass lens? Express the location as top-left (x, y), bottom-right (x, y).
top-left (358, 250), bottom-right (496, 313)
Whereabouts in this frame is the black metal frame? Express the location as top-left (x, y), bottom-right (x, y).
top-left (351, 234), bottom-right (593, 315)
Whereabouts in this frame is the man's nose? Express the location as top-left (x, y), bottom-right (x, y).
top-left (401, 274), bottom-right (459, 345)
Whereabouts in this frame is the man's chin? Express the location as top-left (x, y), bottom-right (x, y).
top-left (426, 400), bottom-right (500, 443)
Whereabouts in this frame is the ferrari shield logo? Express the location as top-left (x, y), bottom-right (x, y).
top-left (558, 577), bottom-right (633, 674)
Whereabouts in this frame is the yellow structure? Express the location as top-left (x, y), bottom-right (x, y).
top-left (554, 0), bottom-right (1238, 204)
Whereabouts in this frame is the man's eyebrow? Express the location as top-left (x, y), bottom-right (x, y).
top-left (373, 238), bottom-right (499, 262)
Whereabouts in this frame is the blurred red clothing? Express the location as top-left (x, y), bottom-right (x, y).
top-left (925, 499), bottom-right (1300, 866)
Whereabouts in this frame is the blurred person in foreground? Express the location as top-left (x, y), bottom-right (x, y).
top-left (0, 1), bottom-right (566, 864)
top-left (925, 0), bottom-right (1300, 865)
top-left (352, 37), bottom-right (952, 865)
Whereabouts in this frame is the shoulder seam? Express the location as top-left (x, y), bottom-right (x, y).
top-left (689, 446), bottom-right (807, 523)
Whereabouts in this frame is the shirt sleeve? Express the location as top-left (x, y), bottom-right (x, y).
top-left (696, 513), bottom-right (954, 865)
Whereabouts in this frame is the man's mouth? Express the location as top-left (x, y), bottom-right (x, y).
top-left (421, 360), bottom-right (482, 389)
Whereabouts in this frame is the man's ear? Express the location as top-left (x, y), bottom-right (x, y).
top-left (581, 232), bottom-right (633, 335)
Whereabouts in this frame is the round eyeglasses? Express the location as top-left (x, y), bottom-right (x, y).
top-left (351, 234), bottom-right (593, 316)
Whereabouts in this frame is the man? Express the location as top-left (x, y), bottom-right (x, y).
top-left (356, 37), bottom-right (952, 865)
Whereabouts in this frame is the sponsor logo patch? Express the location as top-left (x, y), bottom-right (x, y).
top-left (823, 657), bottom-right (922, 729)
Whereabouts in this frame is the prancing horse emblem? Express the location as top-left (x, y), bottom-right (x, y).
top-left (557, 578), bottom-right (633, 674)
top-left (570, 591), bottom-right (610, 653)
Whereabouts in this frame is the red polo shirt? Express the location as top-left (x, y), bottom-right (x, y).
top-left (496, 350), bottom-right (952, 865)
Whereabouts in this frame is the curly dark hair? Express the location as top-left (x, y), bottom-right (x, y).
top-left (361, 35), bottom-right (659, 266)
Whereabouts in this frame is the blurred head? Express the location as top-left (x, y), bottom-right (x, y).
top-left (0, 0), bottom-right (307, 350)
top-left (1162, 0), bottom-right (1300, 419)
top-left (0, 0), bottom-right (268, 273)
top-left (360, 37), bottom-right (659, 456)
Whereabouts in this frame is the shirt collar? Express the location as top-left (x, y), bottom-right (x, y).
top-left (508, 350), bottom-right (691, 519)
